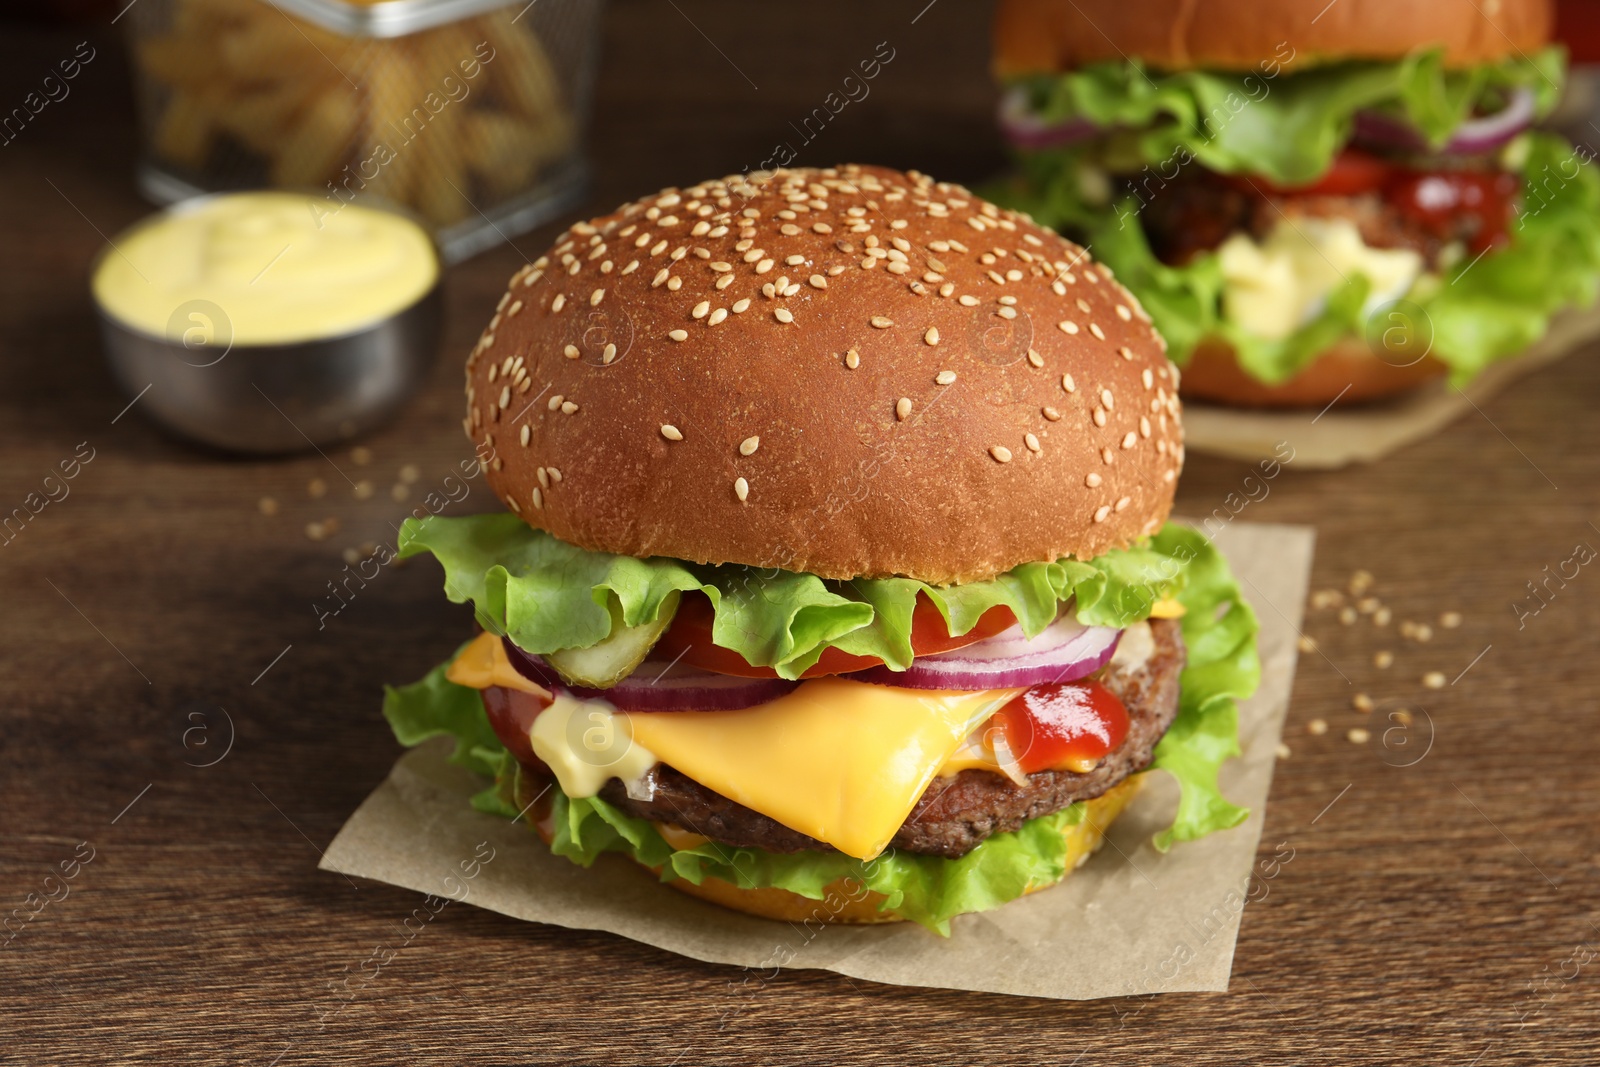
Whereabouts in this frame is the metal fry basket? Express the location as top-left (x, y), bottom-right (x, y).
top-left (125, 0), bottom-right (602, 262)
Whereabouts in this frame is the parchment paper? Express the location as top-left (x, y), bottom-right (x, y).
top-left (1184, 306), bottom-right (1600, 469)
top-left (323, 521), bottom-right (1315, 1000)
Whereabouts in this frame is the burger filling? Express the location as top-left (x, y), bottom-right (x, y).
top-left (384, 516), bottom-right (1258, 933)
top-left (996, 46), bottom-right (1600, 384)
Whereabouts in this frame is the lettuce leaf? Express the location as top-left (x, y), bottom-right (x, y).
top-left (395, 514), bottom-right (1193, 679)
top-left (1010, 133), bottom-right (1600, 384)
top-left (1006, 48), bottom-right (1565, 219)
top-left (380, 523), bottom-right (1260, 933)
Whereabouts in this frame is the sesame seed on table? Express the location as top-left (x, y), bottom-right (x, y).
top-left (4, 5), bottom-right (1599, 1066)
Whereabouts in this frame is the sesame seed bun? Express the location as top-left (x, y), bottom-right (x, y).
top-left (1180, 336), bottom-right (1448, 408)
top-left (993, 0), bottom-right (1552, 77)
top-left (467, 166), bottom-right (1181, 585)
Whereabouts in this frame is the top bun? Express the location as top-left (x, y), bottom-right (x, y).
top-left (465, 165), bottom-right (1180, 585)
top-left (994, 0), bottom-right (1552, 76)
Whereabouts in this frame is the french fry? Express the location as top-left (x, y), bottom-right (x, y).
top-left (153, 91), bottom-right (215, 169)
top-left (270, 90), bottom-right (360, 188)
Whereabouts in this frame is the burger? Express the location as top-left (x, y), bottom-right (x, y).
top-left (993, 0), bottom-right (1600, 406)
top-left (383, 165), bottom-right (1259, 934)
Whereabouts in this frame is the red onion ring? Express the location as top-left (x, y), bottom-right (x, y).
top-left (501, 637), bottom-right (798, 712)
top-left (1353, 86), bottom-right (1536, 156)
top-left (852, 615), bottom-right (1122, 691)
top-left (998, 86), bottom-right (1102, 151)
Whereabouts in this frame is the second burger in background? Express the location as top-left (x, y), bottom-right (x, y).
top-left (993, 0), bottom-right (1600, 406)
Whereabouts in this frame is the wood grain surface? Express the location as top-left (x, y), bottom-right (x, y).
top-left (2, 4), bottom-right (1598, 1064)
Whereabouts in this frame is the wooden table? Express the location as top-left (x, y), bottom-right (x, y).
top-left (3, 4), bottom-right (1597, 1063)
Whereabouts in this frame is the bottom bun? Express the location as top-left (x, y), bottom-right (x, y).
top-left (1180, 336), bottom-right (1447, 409)
top-left (650, 774), bottom-right (1144, 926)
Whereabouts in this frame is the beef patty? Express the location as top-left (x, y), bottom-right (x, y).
top-left (575, 616), bottom-right (1187, 859)
top-left (1135, 166), bottom-right (1505, 268)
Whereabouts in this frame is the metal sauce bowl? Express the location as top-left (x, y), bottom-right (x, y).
top-left (94, 196), bottom-right (444, 455)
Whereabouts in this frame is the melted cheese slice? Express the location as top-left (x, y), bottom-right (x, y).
top-left (445, 631), bottom-right (550, 697)
top-left (621, 679), bottom-right (1021, 861)
top-left (1217, 217), bottom-right (1422, 341)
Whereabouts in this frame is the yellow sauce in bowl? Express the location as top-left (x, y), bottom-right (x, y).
top-left (92, 192), bottom-right (438, 346)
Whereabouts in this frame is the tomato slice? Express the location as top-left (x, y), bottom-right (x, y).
top-left (480, 684), bottom-right (552, 770)
top-left (1234, 148), bottom-right (1392, 198)
top-left (990, 680), bottom-right (1130, 774)
top-left (654, 593), bottom-right (1018, 679)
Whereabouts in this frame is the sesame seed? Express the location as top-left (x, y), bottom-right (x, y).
top-left (756, 259), bottom-right (775, 274)
top-left (1089, 323), bottom-right (1106, 340)
top-left (1043, 406), bottom-right (1062, 421)
top-left (925, 327), bottom-right (940, 346)
top-left (871, 316), bottom-right (893, 329)
top-left (1374, 650), bottom-right (1395, 669)
top-left (537, 467), bottom-right (549, 489)
top-left (997, 306), bottom-right (1017, 320)
top-left (990, 445), bottom-right (1013, 463)
top-left (734, 476), bottom-right (750, 502)
top-left (1093, 505), bottom-right (1111, 523)
top-left (845, 348), bottom-right (860, 369)
top-left (661, 424), bottom-right (683, 441)
top-left (692, 301), bottom-right (710, 319)
top-left (732, 298), bottom-right (751, 313)
top-left (1423, 671), bottom-right (1446, 689)
top-left (1062, 373), bottom-right (1076, 392)
top-left (1059, 321), bottom-right (1079, 335)
top-left (958, 295), bottom-right (979, 307)
top-left (1093, 408), bottom-right (1107, 427)
top-left (669, 329), bottom-right (689, 342)
top-left (710, 261), bottom-right (733, 272)
top-left (562, 344), bottom-right (579, 360)
top-left (1142, 368), bottom-right (1154, 389)
top-left (715, 274), bottom-right (735, 290)
top-left (708, 308), bottom-right (728, 326)
top-left (532, 487), bottom-right (543, 509)
top-left (551, 294), bottom-right (566, 312)
top-left (896, 397), bottom-right (912, 420)
top-left (561, 401), bottom-right (578, 415)
top-left (1139, 416), bottom-right (1151, 437)
top-left (651, 240), bottom-right (668, 255)
top-left (1085, 473), bottom-right (1102, 487)
top-left (1076, 298), bottom-right (1092, 314)
top-left (1347, 728), bottom-right (1371, 744)
top-left (590, 288), bottom-right (605, 306)
top-left (1116, 304), bottom-right (1132, 321)
top-left (786, 254), bottom-right (806, 266)
top-left (1101, 389), bottom-right (1115, 410)
top-left (1308, 718), bottom-right (1328, 736)
top-left (548, 467), bottom-right (562, 483)
top-left (1353, 693), bottom-right (1375, 713)
top-left (519, 425), bottom-right (530, 446)
top-left (774, 308), bottom-right (794, 324)
top-left (739, 435), bottom-right (761, 456)
top-left (935, 370), bottom-right (957, 385)
top-left (809, 275), bottom-right (827, 289)
top-left (1440, 611), bottom-right (1462, 628)
top-left (1024, 433), bottom-right (1041, 452)
top-left (498, 385), bottom-right (510, 408)
top-left (603, 343), bottom-right (617, 364)
top-left (1114, 495), bottom-right (1131, 511)
top-left (652, 269), bottom-right (669, 287)
top-left (1027, 349), bottom-right (1044, 368)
